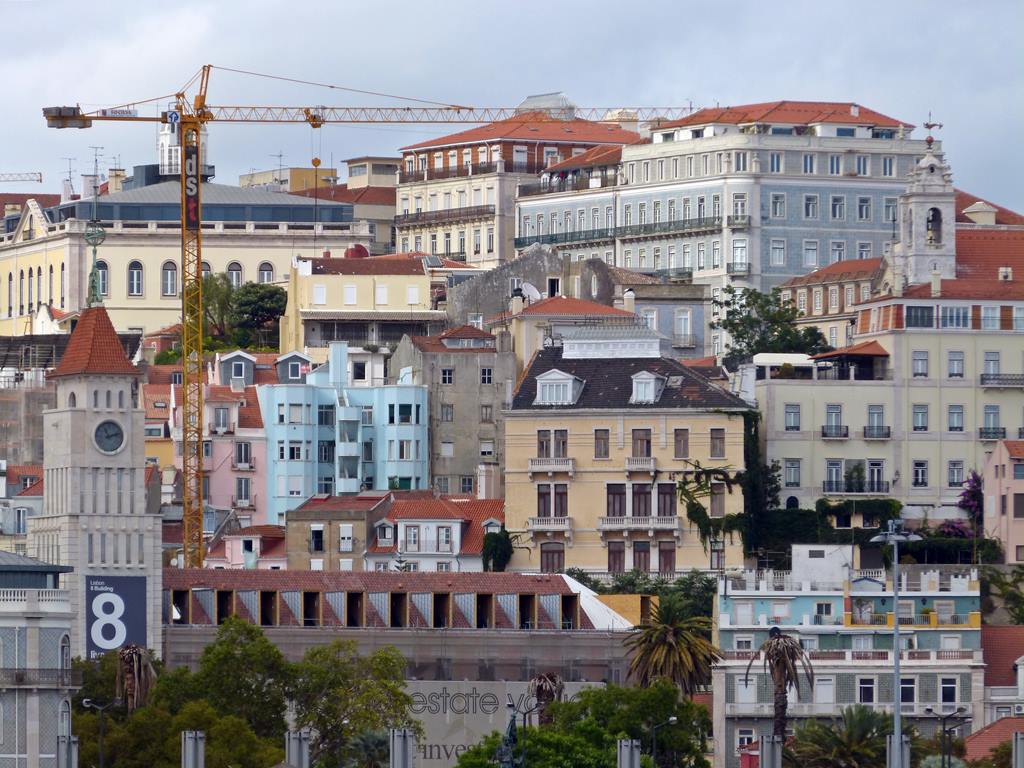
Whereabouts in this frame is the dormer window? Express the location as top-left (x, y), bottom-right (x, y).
top-left (378, 525), bottom-right (393, 543)
top-left (539, 381), bottom-right (570, 404)
top-left (231, 361), bottom-right (245, 379)
top-left (630, 371), bottom-right (665, 404)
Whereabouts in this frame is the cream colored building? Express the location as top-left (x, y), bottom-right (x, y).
top-left (238, 166), bottom-right (338, 193)
top-left (0, 182), bottom-right (372, 336)
top-left (781, 257), bottom-right (884, 348)
top-left (504, 327), bottom-right (749, 575)
top-left (982, 440), bottom-right (1024, 563)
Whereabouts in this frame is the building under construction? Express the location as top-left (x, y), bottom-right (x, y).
top-left (0, 332), bottom-right (140, 464)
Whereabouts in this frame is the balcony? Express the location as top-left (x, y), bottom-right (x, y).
top-left (849, 611), bottom-right (981, 628)
top-left (726, 262), bottom-right (750, 276)
top-left (0, 668), bottom-right (82, 688)
top-left (727, 214), bottom-right (751, 229)
top-left (393, 205), bottom-right (495, 228)
top-left (625, 456), bottom-right (657, 474)
top-left (616, 216), bottom-right (722, 241)
top-left (720, 649), bottom-right (979, 664)
top-left (598, 516), bottom-right (683, 533)
top-left (979, 427), bottom-right (1007, 440)
top-left (517, 172), bottom-right (619, 198)
top-left (231, 495), bottom-right (256, 509)
top-left (672, 333), bottom-right (696, 348)
top-left (527, 516), bottom-right (572, 536)
top-left (231, 457), bottom-right (256, 471)
top-left (980, 374), bottom-right (1024, 388)
top-left (527, 457), bottom-right (576, 478)
top-left (208, 422), bottom-right (235, 435)
top-left (822, 480), bottom-right (890, 495)
top-left (514, 226), bottom-right (617, 250)
top-left (821, 425), bottom-right (849, 439)
top-left (863, 426), bottom-right (892, 439)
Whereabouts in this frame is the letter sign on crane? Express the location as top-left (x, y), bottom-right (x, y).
top-left (183, 146), bottom-right (200, 230)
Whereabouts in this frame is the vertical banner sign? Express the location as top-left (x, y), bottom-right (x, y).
top-left (183, 145), bottom-right (200, 231)
top-left (86, 575), bottom-right (147, 660)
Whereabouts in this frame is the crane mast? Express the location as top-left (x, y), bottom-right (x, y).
top-left (44, 66), bottom-right (695, 567)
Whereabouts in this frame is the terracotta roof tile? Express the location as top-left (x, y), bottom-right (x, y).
top-left (543, 144), bottom-right (629, 174)
top-left (143, 384), bottom-right (172, 420)
top-left (811, 340), bottom-right (890, 359)
top-left (955, 189), bottom-right (1024, 225)
top-left (963, 716), bottom-right (1024, 761)
top-left (51, 306), bottom-right (140, 378)
top-left (292, 185), bottom-right (396, 206)
top-left (981, 626), bottom-right (1024, 686)
top-left (16, 478), bottom-right (43, 496)
top-left (439, 325), bottom-right (495, 340)
top-left (900, 278), bottom-right (1024, 301)
top-left (658, 101), bottom-right (908, 130)
top-left (3, 465), bottom-right (42, 493)
top-left (146, 364), bottom-right (206, 385)
top-left (1003, 441), bottom-right (1024, 459)
top-left (294, 494), bottom-right (391, 513)
top-left (146, 323), bottom-right (182, 338)
top-left (401, 112), bottom-right (640, 151)
top-left (309, 256), bottom-right (426, 276)
top-left (606, 266), bottom-right (661, 285)
top-left (955, 229), bottom-right (1024, 280)
top-left (0, 193), bottom-right (61, 210)
top-left (370, 251), bottom-right (474, 270)
top-left (782, 258), bottom-right (884, 287)
top-left (487, 295), bottom-right (636, 324)
top-left (228, 525), bottom-right (286, 539)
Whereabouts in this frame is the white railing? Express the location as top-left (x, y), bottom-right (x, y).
top-left (528, 516), bottom-right (572, 531)
top-left (598, 516), bottom-right (682, 532)
top-left (625, 456), bottom-right (657, 473)
top-left (720, 649), bottom-right (980, 663)
top-left (527, 457), bottom-right (576, 477)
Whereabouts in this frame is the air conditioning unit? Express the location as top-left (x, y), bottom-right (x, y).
top-left (1015, 704), bottom-right (1024, 715)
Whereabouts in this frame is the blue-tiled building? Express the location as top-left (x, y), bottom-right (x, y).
top-left (712, 544), bottom-right (984, 768)
top-left (257, 343), bottom-right (428, 524)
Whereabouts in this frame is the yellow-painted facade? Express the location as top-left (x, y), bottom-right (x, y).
top-left (504, 409), bottom-right (748, 574)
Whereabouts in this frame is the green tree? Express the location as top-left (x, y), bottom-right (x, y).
top-left (290, 640), bottom-right (416, 765)
top-left (784, 704), bottom-right (890, 768)
top-left (482, 525), bottom-right (515, 571)
top-left (73, 650), bottom-right (122, 711)
top-left (149, 665), bottom-right (203, 714)
top-left (625, 594), bottom-right (721, 694)
top-left (202, 273), bottom-right (235, 338)
top-left (192, 617), bottom-right (291, 738)
top-left (456, 727), bottom-right (615, 768)
top-left (745, 627), bottom-right (813, 739)
top-left (968, 739), bottom-right (1012, 768)
top-left (711, 285), bottom-right (832, 367)
top-left (984, 565), bottom-right (1024, 624)
top-left (345, 729), bottom-right (391, 768)
top-left (230, 282), bottom-right (287, 329)
top-left (168, 701), bottom-right (283, 768)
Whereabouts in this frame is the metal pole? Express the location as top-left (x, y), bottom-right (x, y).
top-left (892, 535), bottom-right (902, 768)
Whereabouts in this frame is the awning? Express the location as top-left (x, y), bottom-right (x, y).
top-left (811, 340), bottom-right (890, 360)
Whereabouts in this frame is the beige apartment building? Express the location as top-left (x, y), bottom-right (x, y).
top-left (396, 98), bottom-right (638, 269)
top-left (781, 257), bottom-right (884, 348)
top-left (504, 326), bottom-right (749, 575)
top-left (982, 440), bottom-right (1024, 563)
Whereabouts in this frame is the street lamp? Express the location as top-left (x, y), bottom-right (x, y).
top-left (924, 706), bottom-right (969, 768)
top-left (81, 698), bottom-right (117, 768)
top-left (870, 519), bottom-right (922, 768)
top-left (651, 715), bottom-right (678, 765)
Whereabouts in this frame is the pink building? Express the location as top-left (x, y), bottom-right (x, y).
top-left (206, 525), bottom-right (287, 569)
top-left (983, 440), bottom-right (1024, 563)
top-left (171, 384), bottom-right (270, 527)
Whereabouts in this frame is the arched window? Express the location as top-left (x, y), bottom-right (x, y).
top-left (127, 260), bottom-right (144, 296)
top-left (59, 634), bottom-right (71, 671)
top-left (92, 390), bottom-right (98, 408)
top-left (258, 262), bottom-right (275, 283)
top-left (60, 263), bottom-right (65, 308)
top-left (926, 207), bottom-right (942, 244)
top-left (105, 390), bottom-right (111, 408)
top-left (18, 270), bottom-right (24, 315)
top-left (118, 390), bottom-right (125, 408)
top-left (786, 496), bottom-right (800, 510)
top-left (96, 261), bottom-right (109, 296)
top-left (59, 700), bottom-right (71, 737)
top-left (539, 542), bottom-right (565, 574)
top-left (161, 261), bottom-right (178, 296)
top-left (68, 392), bottom-right (77, 408)
top-left (27, 267), bottom-right (33, 308)
top-left (226, 261), bottom-right (243, 288)
top-left (36, 268), bottom-right (41, 307)
top-left (201, 261), bottom-right (212, 278)
top-left (48, 265), bottom-right (54, 305)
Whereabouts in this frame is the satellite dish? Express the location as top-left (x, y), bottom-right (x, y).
top-left (521, 282), bottom-right (542, 302)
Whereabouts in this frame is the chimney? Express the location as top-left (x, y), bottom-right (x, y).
top-left (893, 265), bottom-right (904, 297)
top-left (108, 168), bottom-right (125, 194)
top-left (81, 174), bottom-right (99, 200)
top-left (962, 201), bottom-right (997, 226)
top-left (622, 288), bottom-right (636, 314)
top-left (930, 270), bottom-right (942, 298)
top-left (510, 287), bottom-right (524, 316)
top-left (998, 266), bottom-right (1013, 282)
top-left (850, 104), bottom-right (860, 118)
top-left (61, 178), bottom-right (75, 203)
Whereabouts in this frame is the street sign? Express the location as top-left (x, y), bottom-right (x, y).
top-left (167, 110), bottom-right (180, 125)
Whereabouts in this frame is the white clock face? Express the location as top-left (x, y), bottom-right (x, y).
top-left (95, 420), bottom-right (125, 453)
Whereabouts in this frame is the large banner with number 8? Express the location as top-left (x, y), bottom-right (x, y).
top-left (86, 575), bottom-right (148, 660)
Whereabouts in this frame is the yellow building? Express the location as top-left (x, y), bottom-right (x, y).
top-left (0, 182), bottom-right (373, 336)
top-left (279, 254), bottom-right (467, 355)
top-left (504, 325), bottom-right (749, 575)
top-left (238, 166), bottom-right (338, 193)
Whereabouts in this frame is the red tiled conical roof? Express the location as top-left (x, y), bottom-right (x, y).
top-left (51, 306), bottom-right (139, 378)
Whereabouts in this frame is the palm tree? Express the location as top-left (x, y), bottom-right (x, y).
top-left (744, 626), bottom-right (813, 740)
top-left (784, 704), bottom-right (890, 768)
top-left (625, 594), bottom-right (722, 694)
top-left (344, 729), bottom-right (390, 768)
top-left (529, 672), bottom-right (565, 725)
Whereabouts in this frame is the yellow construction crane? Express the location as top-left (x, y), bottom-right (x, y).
top-left (44, 64), bottom-right (694, 568)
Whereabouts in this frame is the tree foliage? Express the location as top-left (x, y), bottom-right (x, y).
top-left (784, 704), bottom-right (890, 768)
top-left (229, 281), bottom-right (287, 346)
top-left (746, 628), bottom-right (813, 739)
top-left (711, 285), bottom-right (832, 367)
top-left (290, 640), bottom-right (417, 764)
top-left (456, 680), bottom-right (710, 768)
top-left (482, 525), bottom-right (515, 571)
top-left (201, 273), bottom-right (235, 338)
top-left (983, 565), bottom-right (1024, 624)
top-left (958, 470), bottom-right (984, 523)
top-left (625, 594), bottom-right (721, 694)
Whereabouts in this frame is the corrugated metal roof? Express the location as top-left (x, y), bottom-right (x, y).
top-left (75, 181), bottom-right (348, 207)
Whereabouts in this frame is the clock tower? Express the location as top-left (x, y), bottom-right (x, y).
top-left (28, 306), bottom-right (162, 658)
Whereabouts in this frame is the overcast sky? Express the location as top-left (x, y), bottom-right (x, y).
top-left (2, 0), bottom-right (1021, 210)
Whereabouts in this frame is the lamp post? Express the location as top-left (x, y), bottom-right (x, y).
top-left (870, 519), bottom-right (922, 768)
top-left (924, 706), bottom-right (969, 768)
top-left (81, 698), bottom-right (117, 768)
top-left (651, 715), bottom-right (678, 766)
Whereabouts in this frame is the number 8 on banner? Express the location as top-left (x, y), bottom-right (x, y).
top-left (90, 592), bottom-right (127, 650)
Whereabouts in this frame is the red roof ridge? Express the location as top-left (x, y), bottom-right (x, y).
top-left (658, 100), bottom-right (909, 131)
top-left (963, 715), bottom-right (1024, 761)
top-left (16, 478), bottom-right (44, 497)
top-left (51, 305), bottom-right (139, 378)
top-left (401, 112), bottom-right (640, 152)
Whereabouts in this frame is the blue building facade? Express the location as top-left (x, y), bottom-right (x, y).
top-left (711, 544), bottom-right (984, 768)
top-left (258, 343), bottom-right (428, 524)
